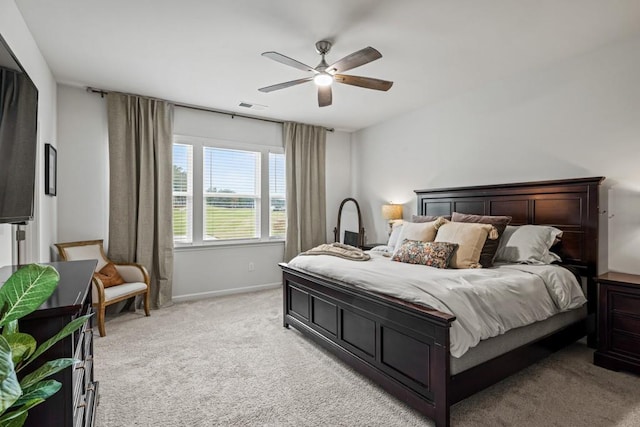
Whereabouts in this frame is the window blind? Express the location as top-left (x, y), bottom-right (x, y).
top-left (203, 147), bottom-right (260, 240)
top-left (172, 143), bottom-right (193, 243)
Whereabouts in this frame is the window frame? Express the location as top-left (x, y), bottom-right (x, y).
top-left (173, 135), bottom-right (285, 247)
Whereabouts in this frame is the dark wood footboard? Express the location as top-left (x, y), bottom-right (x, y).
top-left (281, 263), bottom-right (456, 426)
top-left (281, 263), bottom-right (588, 427)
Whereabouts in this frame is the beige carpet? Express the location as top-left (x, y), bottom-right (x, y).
top-left (94, 288), bottom-right (640, 427)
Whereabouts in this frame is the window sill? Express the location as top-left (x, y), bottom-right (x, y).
top-left (174, 239), bottom-right (284, 251)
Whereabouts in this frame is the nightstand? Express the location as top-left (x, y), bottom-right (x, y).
top-left (594, 272), bottom-right (640, 374)
top-left (361, 243), bottom-right (387, 251)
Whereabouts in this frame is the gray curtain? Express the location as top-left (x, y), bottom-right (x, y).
top-left (284, 122), bottom-right (327, 261)
top-left (107, 93), bottom-right (174, 308)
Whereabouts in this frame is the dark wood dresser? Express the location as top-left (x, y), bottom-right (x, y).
top-left (0, 260), bottom-right (99, 427)
top-left (594, 272), bottom-right (640, 375)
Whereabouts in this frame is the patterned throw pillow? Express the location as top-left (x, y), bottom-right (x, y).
top-left (391, 240), bottom-right (458, 268)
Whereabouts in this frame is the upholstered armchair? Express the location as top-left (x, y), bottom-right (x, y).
top-left (55, 239), bottom-right (150, 337)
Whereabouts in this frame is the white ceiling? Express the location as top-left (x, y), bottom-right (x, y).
top-left (15, 0), bottom-right (640, 131)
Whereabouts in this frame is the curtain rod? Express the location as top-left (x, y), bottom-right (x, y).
top-left (86, 87), bottom-right (334, 132)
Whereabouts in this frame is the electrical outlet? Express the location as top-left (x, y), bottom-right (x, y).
top-left (248, 262), bottom-right (255, 272)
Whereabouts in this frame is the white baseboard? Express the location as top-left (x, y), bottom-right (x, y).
top-left (172, 282), bottom-right (281, 303)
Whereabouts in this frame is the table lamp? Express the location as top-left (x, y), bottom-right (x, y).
top-left (381, 203), bottom-right (403, 235)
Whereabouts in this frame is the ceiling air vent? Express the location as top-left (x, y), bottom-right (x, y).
top-left (238, 102), bottom-right (267, 110)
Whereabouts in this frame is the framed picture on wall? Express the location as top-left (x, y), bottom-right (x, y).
top-left (45, 143), bottom-right (56, 196)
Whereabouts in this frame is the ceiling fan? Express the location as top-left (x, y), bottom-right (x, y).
top-left (258, 40), bottom-right (393, 107)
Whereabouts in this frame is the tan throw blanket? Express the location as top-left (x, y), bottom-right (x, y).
top-left (301, 242), bottom-right (371, 261)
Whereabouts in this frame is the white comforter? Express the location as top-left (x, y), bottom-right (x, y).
top-left (287, 252), bottom-right (586, 358)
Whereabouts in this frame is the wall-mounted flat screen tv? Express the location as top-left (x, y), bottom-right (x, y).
top-left (0, 34), bottom-right (38, 224)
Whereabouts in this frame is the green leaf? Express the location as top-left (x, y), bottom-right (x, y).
top-left (19, 359), bottom-right (76, 390)
top-left (0, 410), bottom-right (27, 427)
top-left (0, 336), bottom-right (20, 414)
top-left (0, 265), bottom-right (59, 327)
top-left (13, 380), bottom-right (61, 408)
top-left (5, 334), bottom-right (36, 367)
top-left (22, 314), bottom-right (91, 370)
top-left (0, 399), bottom-right (44, 424)
top-left (0, 301), bottom-right (8, 320)
top-left (2, 321), bottom-right (18, 337)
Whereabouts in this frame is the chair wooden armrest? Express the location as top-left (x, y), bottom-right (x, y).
top-left (91, 276), bottom-right (106, 304)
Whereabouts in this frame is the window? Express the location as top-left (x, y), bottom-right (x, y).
top-left (172, 144), bottom-right (193, 243)
top-left (172, 136), bottom-right (285, 245)
top-left (269, 153), bottom-right (286, 238)
top-left (203, 147), bottom-right (260, 241)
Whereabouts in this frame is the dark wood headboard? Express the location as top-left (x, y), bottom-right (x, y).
top-left (415, 177), bottom-right (604, 276)
top-left (415, 177), bottom-right (604, 342)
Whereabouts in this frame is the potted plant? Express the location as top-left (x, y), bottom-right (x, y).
top-left (0, 264), bottom-right (91, 427)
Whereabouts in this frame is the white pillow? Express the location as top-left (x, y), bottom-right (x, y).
top-left (369, 245), bottom-right (394, 257)
top-left (393, 220), bottom-right (439, 254)
top-left (387, 222), bottom-right (403, 249)
top-left (495, 225), bottom-right (562, 264)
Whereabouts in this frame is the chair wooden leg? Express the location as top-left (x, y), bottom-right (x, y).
top-left (97, 304), bottom-right (106, 337)
top-left (144, 291), bottom-right (150, 317)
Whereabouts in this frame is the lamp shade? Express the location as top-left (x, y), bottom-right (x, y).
top-left (381, 204), bottom-right (403, 221)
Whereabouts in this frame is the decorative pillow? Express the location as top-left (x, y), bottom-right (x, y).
top-left (94, 262), bottom-right (125, 288)
top-left (434, 220), bottom-right (498, 269)
top-left (387, 222), bottom-right (403, 249)
top-left (495, 225), bottom-right (563, 265)
top-left (412, 214), bottom-right (451, 223)
top-left (393, 220), bottom-right (443, 253)
top-left (451, 212), bottom-right (512, 268)
top-left (391, 240), bottom-right (458, 268)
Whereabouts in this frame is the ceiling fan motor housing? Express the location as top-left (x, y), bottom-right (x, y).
top-left (315, 40), bottom-right (332, 55)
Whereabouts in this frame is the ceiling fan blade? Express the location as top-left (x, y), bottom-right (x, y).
top-left (334, 74), bottom-right (393, 91)
top-left (327, 47), bottom-right (382, 73)
top-left (258, 77), bottom-right (313, 93)
top-left (262, 52), bottom-right (317, 73)
top-left (318, 85), bottom-right (332, 107)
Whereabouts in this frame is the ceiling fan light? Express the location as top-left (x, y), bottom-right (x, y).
top-left (314, 73), bottom-right (333, 87)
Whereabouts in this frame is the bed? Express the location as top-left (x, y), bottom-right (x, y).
top-left (279, 177), bottom-right (603, 427)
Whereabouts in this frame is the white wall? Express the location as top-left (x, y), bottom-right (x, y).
top-left (354, 34), bottom-right (640, 274)
top-left (56, 86), bottom-right (353, 300)
top-left (57, 86), bottom-right (109, 244)
top-left (0, 0), bottom-right (58, 263)
top-left (325, 131), bottom-right (354, 242)
top-left (0, 225), bottom-right (11, 266)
